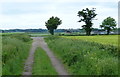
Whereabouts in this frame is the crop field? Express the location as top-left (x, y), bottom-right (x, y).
top-left (62, 35), bottom-right (118, 46)
top-left (2, 33), bottom-right (32, 75)
top-left (45, 35), bottom-right (118, 75)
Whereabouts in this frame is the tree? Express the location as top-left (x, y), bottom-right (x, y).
top-left (45, 16), bottom-right (62, 35)
top-left (100, 17), bottom-right (117, 35)
top-left (77, 8), bottom-right (97, 35)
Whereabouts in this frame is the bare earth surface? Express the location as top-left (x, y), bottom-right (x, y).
top-left (22, 37), bottom-right (69, 76)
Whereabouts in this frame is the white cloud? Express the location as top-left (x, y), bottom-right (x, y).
top-left (1, 0), bottom-right (119, 3)
top-left (118, 1), bottom-right (120, 28)
top-left (0, 0), bottom-right (118, 29)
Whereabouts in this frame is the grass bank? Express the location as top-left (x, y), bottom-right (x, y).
top-left (32, 47), bottom-right (57, 75)
top-left (45, 36), bottom-right (118, 75)
top-left (2, 34), bottom-right (32, 75)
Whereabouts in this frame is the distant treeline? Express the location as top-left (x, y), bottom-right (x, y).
top-left (1, 29), bottom-right (80, 33)
top-left (1, 29), bottom-right (47, 33)
top-left (0, 28), bottom-right (119, 34)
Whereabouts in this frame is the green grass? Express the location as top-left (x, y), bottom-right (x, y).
top-left (32, 47), bottom-right (57, 75)
top-left (2, 34), bottom-right (32, 75)
top-left (62, 35), bottom-right (118, 46)
top-left (45, 36), bottom-right (118, 75)
top-left (0, 35), bottom-right (2, 76)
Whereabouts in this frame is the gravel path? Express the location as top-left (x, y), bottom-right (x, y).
top-left (22, 37), bottom-right (69, 76)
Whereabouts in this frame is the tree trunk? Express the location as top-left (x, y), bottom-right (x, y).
top-left (49, 29), bottom-right (54, 35)
top-left (86, 29), bottom-right (91, 36)
top-left (107, 29), bottom-right (110, 35)
top-left (88, 31), bottom-right (91, 36)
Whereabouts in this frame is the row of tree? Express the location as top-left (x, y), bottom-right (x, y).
top-left (1, 29), bottom-right (47, 33)
top-left (45, 8), bottom-right (117, 35)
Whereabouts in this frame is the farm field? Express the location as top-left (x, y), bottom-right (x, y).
top-left (45, 35), bottom-right (118, 75)
top-left (62, 35), bottom-right (119, 46)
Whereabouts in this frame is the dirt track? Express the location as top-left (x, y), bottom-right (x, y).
top-left (22, 37), bottom-right (69, 76)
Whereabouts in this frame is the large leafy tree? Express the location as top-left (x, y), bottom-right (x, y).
top-left (77, 8), bottom-right (97, 35)
top-left (100, 17), bottom-right (116, 35)
top-left (45, 16), bottom-right (62, 35)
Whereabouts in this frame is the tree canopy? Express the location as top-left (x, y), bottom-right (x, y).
top-left (78, 8), bottom-right (97, 35)
top-left (100, 17), bottom-right (116, 35)
top-left (45, 16), bottom-right (62, 35)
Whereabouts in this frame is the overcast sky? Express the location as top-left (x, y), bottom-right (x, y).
top-left (0, 0), bottom-right (119, 29)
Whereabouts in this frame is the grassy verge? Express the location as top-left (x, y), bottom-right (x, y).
top-left (2, 34), bottom-right (32, 75)
top-left (0, 35), bottom-right (2, 76)
top-left (32, 47), bottom-right (57, 75)
top-left (45, 36), bottom-right (118, 75)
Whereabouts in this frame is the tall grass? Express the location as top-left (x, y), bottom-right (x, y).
top-left (2, 34), bottom-right (32, 75)
top-left (45, 36), bottom-right (118, 75)
top-left (32, 47), bottom-right (57, 75)
top-left (0, 35), bottom-right (2, 76)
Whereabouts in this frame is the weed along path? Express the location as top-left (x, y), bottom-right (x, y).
top-left (22, 37), bottom-right (69, 76)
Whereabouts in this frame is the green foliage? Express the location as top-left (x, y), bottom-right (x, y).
top-left (78, 8), bottom-right (97, 35)
top-left (100, 17), bottom-right (117, 35)
top-left (45, 36), bottom-right (118, 75)
top-left (32, 47), bottom-right (57, 75)
top-left (2, 34), bottom-right (32, 75)
top-left (45, 16), bottom-right (62, 35)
